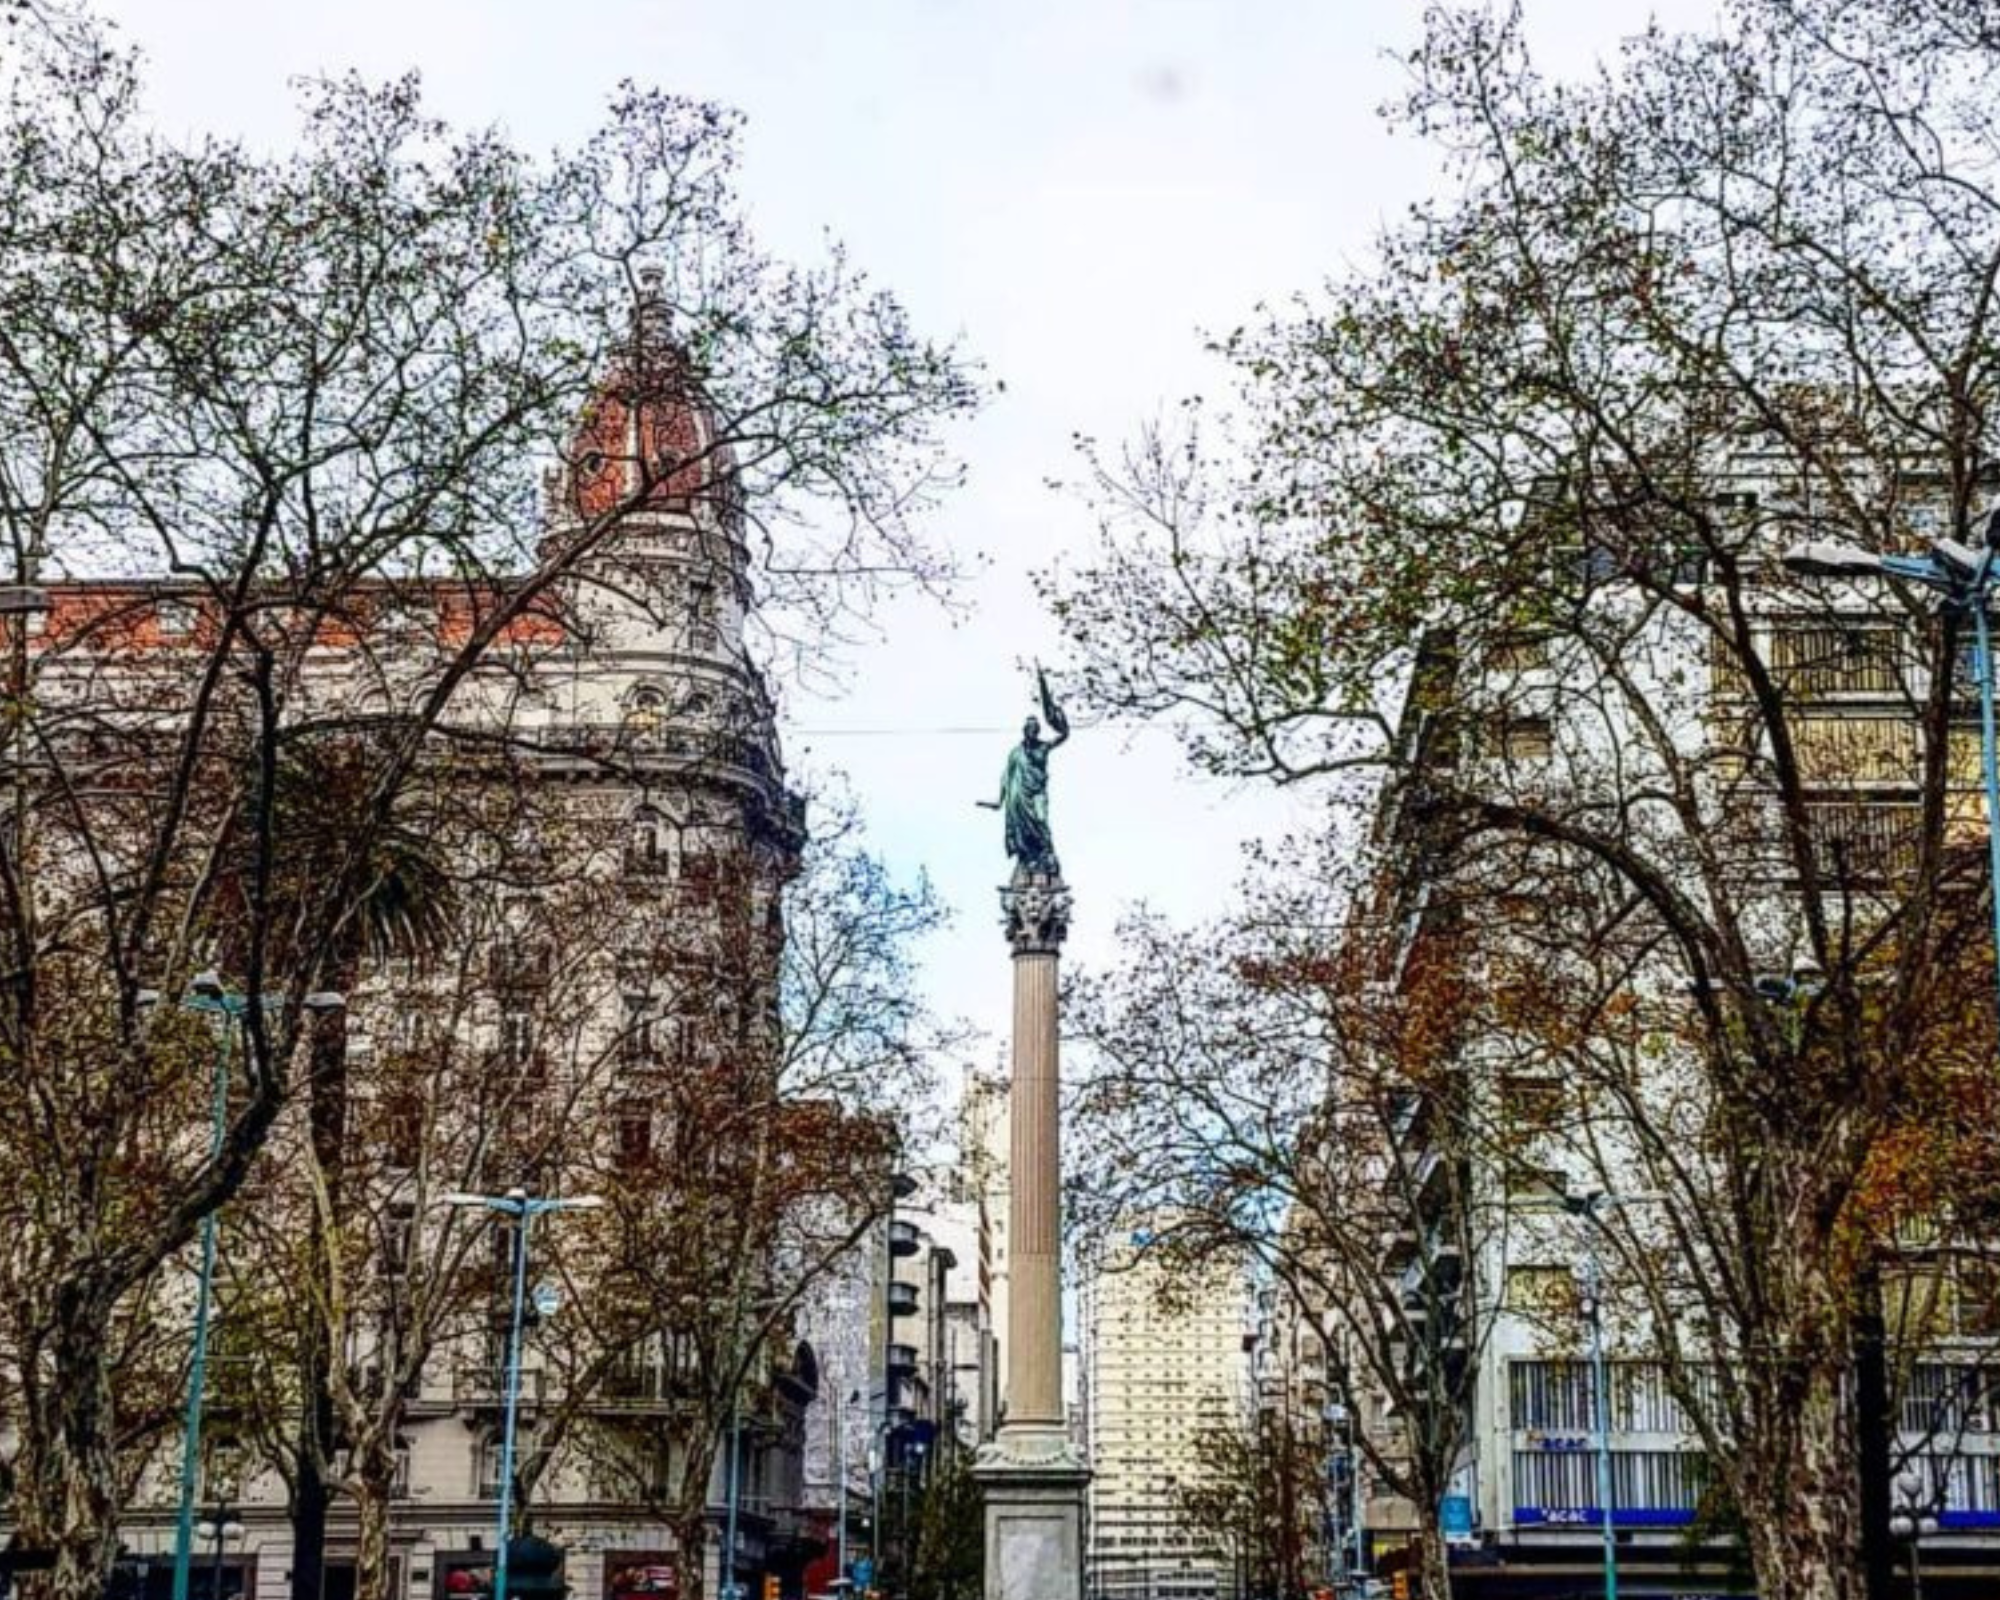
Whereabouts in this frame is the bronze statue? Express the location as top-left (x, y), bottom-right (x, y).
top-left (981, 667), bottom-right (1069, 877)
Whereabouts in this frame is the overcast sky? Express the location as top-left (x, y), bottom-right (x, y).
top-left (102, 0), bottom-right (1723, 1079)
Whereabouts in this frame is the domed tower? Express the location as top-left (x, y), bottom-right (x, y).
top-left (542, 266), bottom-right (803, 864)
top-left (538, 270), bottom-right (804, 1073)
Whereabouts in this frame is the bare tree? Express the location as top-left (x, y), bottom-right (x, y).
top-left (1048, 4), bottom-right (2000, 1593)
top-left (0, 8), bottom-right (974, 1597)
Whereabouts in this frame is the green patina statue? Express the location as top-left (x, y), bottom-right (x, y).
top-left (981, 667), bottom-right (1070, 877)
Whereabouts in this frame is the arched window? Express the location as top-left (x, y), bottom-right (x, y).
top-left (625, 685), bottom-right (666, 731)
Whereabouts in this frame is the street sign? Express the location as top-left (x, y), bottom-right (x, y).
top-left (1441, 1492), bottom-right (1475, 1543)
top-left (850, 1559), bottom-right (874, 1590)
top-left (532, 1283), bottom-right (561, 1318)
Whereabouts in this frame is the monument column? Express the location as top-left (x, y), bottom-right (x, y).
top-left (977, 868), bottom-right (1089, 1600)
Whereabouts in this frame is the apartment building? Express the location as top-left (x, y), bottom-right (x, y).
top-left (1336, 466), bottom-right (2000, 1595)
top-left (1080, 1233), bottom-right (1250, 1600)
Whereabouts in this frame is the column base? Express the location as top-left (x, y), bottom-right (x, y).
top-left (974, 1436), bottom-right (1089, 1600)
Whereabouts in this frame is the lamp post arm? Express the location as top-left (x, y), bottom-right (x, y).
top-left (1878, 554), bottom-right (1957, 590)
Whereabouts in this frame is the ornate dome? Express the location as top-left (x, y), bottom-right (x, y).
top-left (565, 267), bottom-right (735, 522)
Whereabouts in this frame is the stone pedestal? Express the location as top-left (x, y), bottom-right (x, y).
top-left (978, 1453), bottom-right (1090, 1600)
top-left (977, 870), bottom-right (1088, 1600)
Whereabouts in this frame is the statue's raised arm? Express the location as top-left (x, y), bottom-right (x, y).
top-left (994, 669), bottom-right (1069, 878)
top-left (1037, 665), bottom-right (1070, 749)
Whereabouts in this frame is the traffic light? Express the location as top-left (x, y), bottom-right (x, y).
top-left (503, 1535), bottom-right (567, 1600)
top-left (761, 1578), bottom-right (779, 1600)
top-left (1391, 1574), bottom-right (1411, 1600)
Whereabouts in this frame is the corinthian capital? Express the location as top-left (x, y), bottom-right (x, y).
top-left (1001, 869), bottom-right (1072, 955)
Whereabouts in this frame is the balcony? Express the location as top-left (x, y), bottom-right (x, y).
top-left (887, 1281), bottom-right (920, 1318)
top-left (887, 1343), bottom-right (919, 1376)
top-left (455, 1365), bottom-right (548, 1405)
top-left (889, 1219), bottom-right (921, 1258)
top-left (1381, 1222), bottom-right (1420, 1270)
top-left (598, 1361), bottom-right (675, 1409)
top-left (488, 943), bottom-right (552, 991)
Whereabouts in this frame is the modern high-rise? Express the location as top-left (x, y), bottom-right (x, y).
top-left (1080, 1232), bottom-right (1249, 1600)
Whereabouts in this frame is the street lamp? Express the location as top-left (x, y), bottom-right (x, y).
top-left (165, 975), bottom-right (313, 1600)
top-left (1564, 1192), bottom-right (1628, 1600)
top-left (443, 1187), bottom-right (602, 1600)
top-left (722, 1387), bottom-right (745, 1600)
top-left (193, 1505), bottom-right (244, 1600)
top-left (1784, 514), bottom-right (2000, 1025)
top-left (1889, 1464), bottom-right (1941, 1600)
top-left (836, 1385), bottom-right (858, 1595)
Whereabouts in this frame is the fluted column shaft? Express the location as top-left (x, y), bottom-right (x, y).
top-left (1005, 944), bottom-right (1062, 1428)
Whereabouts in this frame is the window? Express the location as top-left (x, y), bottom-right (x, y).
top-left (383, 1203), bottom-right (415, 1280)
top-left (620, 997), bottom-right (659, 1066)
top-left (1491, 717), bottom-right (1553, 761)
top-left (1901, 1364), bottom-right (1986, 1436)
top-left (1504, 1268), bottom-right (1578, 1319)
top-left (475, 1434), bottom-right (505, 1499)
top-left (156, 598), bottom-right (197, 636)
top-left (625, 805), bottom-right (677, 878)
top-left (499, 1007), bottom-right (535, 1067)
top-left (379, 1091), bottom-right (423, 1167)
top-left (666, 1012), bottom-right (699, 1067)
top-left (1511, 1359), bottom-right (1595, 1429)
top-left (1504, 1161), bottom-right (1569, 1201)
top-left (1512, 1448), bottom-right (1708, 1515)
top-left (1500, 1076), bottom-right (1565, 1132)
top-left (688, 578), bottom-right (718, 651)
top-left (625, 686), bottom-right (665, 735)
top-left (1958, 1261), bottom-right (2000, 1338)
top-left (1487, 634), bottom-right (1549, 673)
top-left (1771, 625), bottom-right (1902, 697)
top-left (1807, 800), bottom-right (1921, 880)
top-left (617, 1109), bottom-right (653, 1162)
top-left (1791, 716), bottom-right (1917, 786)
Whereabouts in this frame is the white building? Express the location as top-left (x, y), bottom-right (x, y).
top-left (1080, 1231), bottom-right (1249, 1600)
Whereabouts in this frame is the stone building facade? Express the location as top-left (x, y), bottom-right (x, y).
top-left (10, 276), bottom-right (831, 1600)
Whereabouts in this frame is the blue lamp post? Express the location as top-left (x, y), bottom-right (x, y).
top-left (1563, 1192), bottom-right (1622, 1600)
top-left (161, 974), bottom-right (341, 1600)
top-left (163, 971), bottom-right (239, 1600)
top-left (1785, 517), bottom-right (2000, 1020)
top-left (443, 1187), bottom-right (602, 1600)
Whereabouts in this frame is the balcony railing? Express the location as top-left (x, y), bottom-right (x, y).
top-left (454, 1365), bottom-right (548, 1404)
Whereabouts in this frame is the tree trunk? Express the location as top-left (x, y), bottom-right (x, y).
top-left (1742, 1362), bottom-right (1864, 1600)
top-left (671, 1506), bottom-right (709, 1600)
top-left (1854, 1257), bottom-right (1893, 1600)
top-left (1413, 1518), bottom-right (1452, 1600)
top-left (20, 1290), bottom-right (121, 1600)
top-left (292, 1418), bottom-right (332, 1600)
top-left (351, 1476), bottom-right (395, 1600)
top-left (293, 974), bottom-right (353, 1600)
